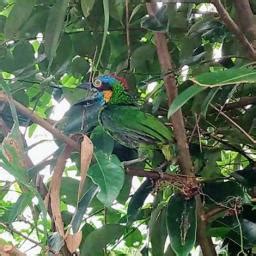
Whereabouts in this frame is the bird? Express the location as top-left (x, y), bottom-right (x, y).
top-left (57, 74), bottom-right (173, 160)
top-left (83, 74), bottom-right (173, 160)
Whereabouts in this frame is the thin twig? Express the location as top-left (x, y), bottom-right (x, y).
top-left (211, 0), bottom-right (256, 60)
top-left (0, 222), bottom-right (44, 250)
top-left (211, 104), bottom-right (256, 144)
top-left (125, 0), bottom-right (131, 69)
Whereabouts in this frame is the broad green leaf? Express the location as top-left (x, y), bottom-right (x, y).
top-left (191, 67), bottom-right (256, 87)
top-left (90, 126), bottom-right (114, 155)
top-left (167, 194), bottom-right (197, 256)
top-left (81, 0), bottom-right (96, 17)
top-left (60, 177), bottom-right (80, 206)
top-left (125, 227), bottom-right (143, 247)
top-left (116, 174), bottom-right (132, 205)
top-left (72, 31), bottom-right (96, 57)
top-left (4, 0), bottom-right (35, 39)
top-left (44, 0), bottom-right (69, 68)
top-left (201, 88), bottom-right (219, 117)
top-left (131, 44), bottom-right (155, 70)
top-left (13, 41), bottom-right (35, 70)
top-left (168, 67), bottom-right (256, 117)
top-left (127, 178), bottom-right (154, 224)
top-left (88, 151), bottom-right (124, 207)
top-left (207, 227), bottom-right (231, 237)
top-left (168, 85), bottom-right (204, 117)
top-left (80, 224), bottom-right (125, 256)
top-left (203, 181), bottom-right (244, 204)
top-left (71, 184), bottom-right (98, 233)
top-left (149, 205), bottom-right (168, 256)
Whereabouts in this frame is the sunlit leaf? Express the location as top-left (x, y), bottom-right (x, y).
top-left (88, 151), bottom-right (124, 207)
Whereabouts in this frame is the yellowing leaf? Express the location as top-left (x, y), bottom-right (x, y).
top-left (78, 135), bottom-right (93, 199)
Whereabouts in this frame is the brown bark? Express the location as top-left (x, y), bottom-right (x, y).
top-left (211, 0), bottom-right (256, 60)
top-left (146, 3), bottom-right (193, 176)
top-left (223, 96), bottom-right (256, 110)
top-left (233, 0), bottom-right (256, 47)
top-left (146, 2), bottom-right (217, 256)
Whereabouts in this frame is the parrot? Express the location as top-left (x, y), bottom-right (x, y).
top-left (78, 74), bottom-right (173, 160)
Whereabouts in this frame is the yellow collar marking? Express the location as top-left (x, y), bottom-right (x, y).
top-left (103, 90), bottom-right (113, 102)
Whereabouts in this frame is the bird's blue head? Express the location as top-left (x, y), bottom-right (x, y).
top-left (79, 74), bottom-right (131, 105)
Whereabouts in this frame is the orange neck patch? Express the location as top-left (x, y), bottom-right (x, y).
top-left (103, 90), bottom-right (113, 103)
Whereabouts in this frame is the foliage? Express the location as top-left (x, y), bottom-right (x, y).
top-left (0, 0), bottom-right (256, 255)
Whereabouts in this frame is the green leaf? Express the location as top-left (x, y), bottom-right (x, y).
top-left (90, 126), bottom-right (114, 155)
top-left (80, 224), bottom-right (125, 256)
top-left (168, 67), bottom-right (256, 117)
top-left (13, 41), bottom-right (35, 70)
top-left (116, 174), bottom-right (132, 205)
top-left (125, 227), bottom-right (143, 247)
top-left (4, 0), bottom-right (36, 39)
top-left (109, 0), bottom-right (124, 24)
top-left (44, 0), bottom-right (69, 68)
top-left (71, 184), bottom-right (98, 233)
top-left (81, 0), bottom-right (96, 17)
top-left (167, 194), bottom-right (197, 256)
top-left (168, 85), bottom-right (205, 118)
top-left (88, 151), bottom-right (124, 207)
top-left (1, 192), bottom-right (32, 223)
top-left (131, 45), bottom-right (156, 70)
top-left (149, 206), bottom-right (168, 256)
top-left (191, 67), bottom-right (256, 87)
top-left (127, 179), bottom-right (154, 224)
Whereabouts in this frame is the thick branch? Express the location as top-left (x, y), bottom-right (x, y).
top-left (233, 0), bottom-right (256, 46)
top-left (223, 96), bottom-right (256, 110)
top-left (0, 92), bottom-right (80, 151)
top-left (146, 3), bottom-right (193, 176)
top-left (211, 0), bottom-right (256, 60)
top-left (126, 168), bottom-right (195, 183)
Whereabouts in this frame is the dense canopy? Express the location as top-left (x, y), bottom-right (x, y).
top-left (0, 0), bottom-right (256, 255)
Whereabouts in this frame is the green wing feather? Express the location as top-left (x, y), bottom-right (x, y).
top-left (99, 105), bottom-right (172, 148)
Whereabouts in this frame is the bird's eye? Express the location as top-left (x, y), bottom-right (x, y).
top-left (93, 79), bottom-right (102, 88)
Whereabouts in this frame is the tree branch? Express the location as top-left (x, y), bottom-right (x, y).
top-left (0, 92), bottom-right (80, 151)
top-left (146, 3), bottom-right (193, 176)
top-left (146, 3), bottom-right (217, 255)
top-left (211, 0), bottom-right (256, 60)
top-left (233, 0), bottom-right (256, 47)
top-left (223, 96), bottom-right (256, 110)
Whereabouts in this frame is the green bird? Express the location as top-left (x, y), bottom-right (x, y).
top-left (84, 74), bottom-right (173, 160)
